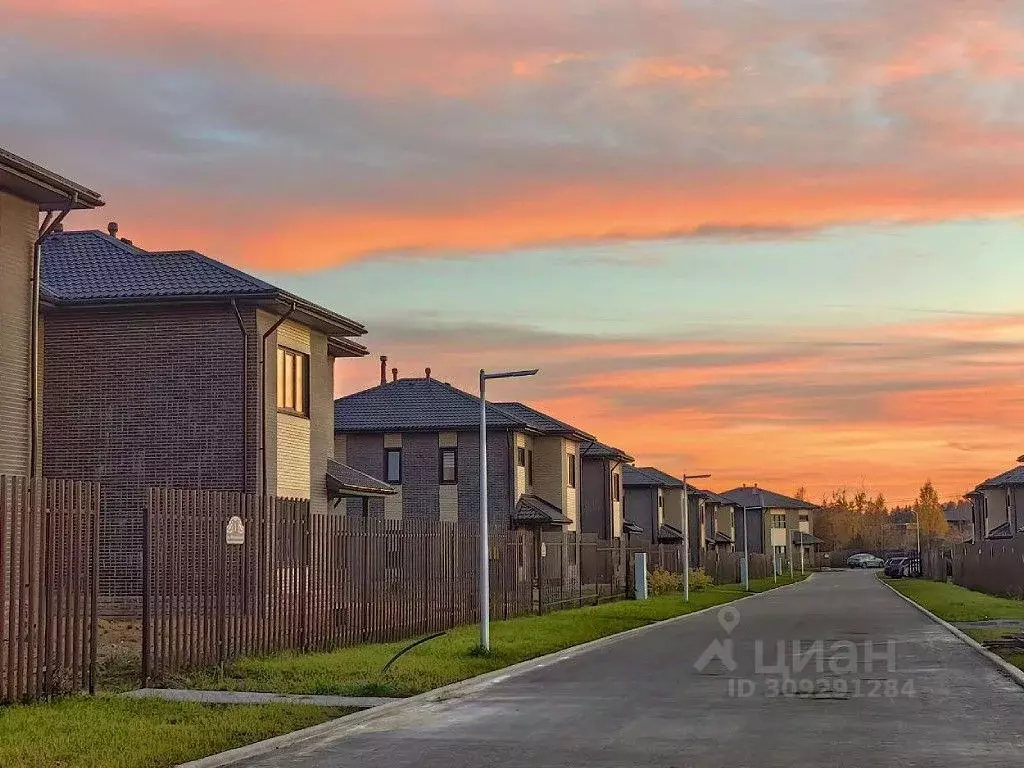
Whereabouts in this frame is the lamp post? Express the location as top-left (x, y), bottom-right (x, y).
top-left (682, 473), bottom-right (711, 602)
top-left (479, 367), bottom-right (538, 653)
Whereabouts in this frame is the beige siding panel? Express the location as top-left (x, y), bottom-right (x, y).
top-left (439, 485), bottom-right (459, 521)
top-left (385, 487), bottom-right (403, 520)
top-left (564, 440), bottom-right (579, 531)
top-left (277, 319), bottom-right (311, 353)
top-left (532, 435), bottom-right (563, 511)
top-left (439, 432), bottom-right (458, 448)
top-left (798, 520), bottom-right (810, 533)
top-left (276, 414), bottom-right (311, 498)
top-left (384, 433), bottom-right (402, 449)
top-left (770, 527), bottom-right (787, 547)
top-left (334, 434), bottom-right (347, 463)
top-left (0, 192), bottom-right (37, 477)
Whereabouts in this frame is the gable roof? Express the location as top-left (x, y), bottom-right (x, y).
top-left (325, 459), bottom-right (395, 498)
top-left (41, 230), bottom-right (366, 344)
top-left (978, 465), bottom-right (1024, 490)
top-left (700, 489), bottom-right (738, 506)
top-left (720, 487), bottom-right (818, 510)
top-left (581, 441), bottom-right (634, 463)
top-left (945, 502), bottom-right (973, 523)
top-left (335, 378), bottom-right (526, 433)
top-left (0, 146), bottom-right (103, 210)
top-left (493, 402), bottom-right (595, 441)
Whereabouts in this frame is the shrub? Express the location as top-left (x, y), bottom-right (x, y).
top-left (689, 567), bottom-right (714, 592)
top-left (648, 568), bottom-right (682, 595)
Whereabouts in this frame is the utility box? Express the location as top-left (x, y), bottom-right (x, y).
top-left (633, 552), bottom-right (648, 600)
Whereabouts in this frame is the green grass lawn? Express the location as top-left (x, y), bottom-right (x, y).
top-left (887, 578), bottom-right (1024, 674)
top-left (886, 578), bottom-right (1024, 622)
top-left (0, 697), bottom-right (349, 768)
top-left (180, 575), bottom-right (806, 698)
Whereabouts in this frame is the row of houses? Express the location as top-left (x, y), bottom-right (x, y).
top-left (0, 147), bottom-right (819, 612)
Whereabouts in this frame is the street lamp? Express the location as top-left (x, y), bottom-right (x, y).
top-left (479, 367), bottom-right (539, 653)
top-left (681, 473), bottom-right (711, 602)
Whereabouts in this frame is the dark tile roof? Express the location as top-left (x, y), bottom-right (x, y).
top-left (326, 459), bottom-right (395, 498)
top-left (713, 530), bottom-right (734, 544)
top-left (0, 146), bottom-right (103, 210)
top-left (978, 465), bottom-right (1024, 489)
top-left (335, 378), bottom-right (525, 433)
top-left (622, 520), bottom-right (644, 535)
top-left (623, 466), bottom-right (686, 488)
top-left (581, 440), bottom-right (634, 463)
top-left (988, 521), bottom-right (1013, 539)
top-left (658, 523), bottom-right (684, 542)
top-left (512, 495), bottom-right (570, 526)
top-left (40, 231), bottom-right (366, 339)
top-left (890, 510), bottom-right (914, 525)
top-left (493, 402), bottom-right (595, 441)
top-left (945, 502), bottom-right (973, 523)
top-left (721, 487), bottom-right (818, 510)
top-left (700, 489), bottom-right (736, 506)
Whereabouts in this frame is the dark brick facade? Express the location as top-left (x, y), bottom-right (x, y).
top-left (42, 303), bottom-right (261, 612)
top-left (580, 456), bottom-right (610, 537)
top-left (340, 428), bottom-right (512, 527)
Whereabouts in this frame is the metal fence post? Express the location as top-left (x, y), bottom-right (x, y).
top-left (141, 492), bottom-right (152, 687)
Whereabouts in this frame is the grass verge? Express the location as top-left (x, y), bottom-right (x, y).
top-left (0, 696), bottom-right (350, 768)
top-left (180, 574), bottom-right (807, 698)
top-left (886, 578), bottom-right (1024, 674)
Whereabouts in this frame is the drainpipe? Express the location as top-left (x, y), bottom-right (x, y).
top-left (30, 200), bottom-right (74, 479)
top-left (231, 301), bottom-right (250, 493)
top-left (259, 303), bottom-right (296, 496)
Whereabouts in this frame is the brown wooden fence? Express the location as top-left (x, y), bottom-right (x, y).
top-left (924, 540), bottom-right (1024, 598)
top-left (141, 488), bottom-right (708, 681)
top-left (0, 476), bottom-right (100, 703)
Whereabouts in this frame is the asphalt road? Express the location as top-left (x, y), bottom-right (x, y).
top-left (241, 571), bottom-right (1024, 767)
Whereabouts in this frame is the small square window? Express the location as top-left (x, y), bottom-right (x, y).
top-left (385, 448), bottom-right (402, 484)
top-left (772, 513), bottom-right (787, 529)
top-left (440, 448), bottom-right (457, 484)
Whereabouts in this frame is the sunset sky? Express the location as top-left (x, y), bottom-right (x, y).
top-left (4, 0), bottom-right (1024, 504)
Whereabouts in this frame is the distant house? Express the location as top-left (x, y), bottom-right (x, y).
top-left (40, 227), bottom-right (377, 609)
top-left (622, 466), bottom-right (686, 546)
top-left (944, 501), bottom-right (974, 542)
top-left (580, 441), bottom-right (634, 539)
top-left (968, 465), bottom-right (1024, 541)
top-left (699, 490), bottom-right (738, 553)
top-left (334, 375), bottom-right (595, 530)
top-left (720, 486), bottom-right (820, 564)
top-left (0, 147), bottom-right (102, 478)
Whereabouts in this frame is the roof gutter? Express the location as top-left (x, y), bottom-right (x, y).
top-left (29, 198), bottom-right (75, 478)
top-left (259, 302), bottom-right (296, 496)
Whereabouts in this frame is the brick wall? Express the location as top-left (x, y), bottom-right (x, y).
top-left (580, 456), bottom-right (609, 537)
top-left (0, 192), bottom-right (38, 477)
top-left (42, 303), bottom-right (259, 611)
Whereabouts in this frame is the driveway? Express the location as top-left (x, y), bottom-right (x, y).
top-left (241, 571), bottom-right (1024, 767)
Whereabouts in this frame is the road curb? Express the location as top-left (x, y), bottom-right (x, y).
top-left (175, 574), bottom-right (813, 768)
top-left (880, 579), bottom-right (1024, 691)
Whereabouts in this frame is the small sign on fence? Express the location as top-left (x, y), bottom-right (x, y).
top-left (225, 515), bottom-right (245, 545)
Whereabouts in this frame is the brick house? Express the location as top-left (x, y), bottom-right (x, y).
top-left (334, 374), bottom-right (595, 529)
top-left (579, 441), bottom-right (633, 540)
top-left (622, 466), bottom-right (685, 546)
top-left (720, 486), bottom-right (820, 565)
top-left (40, 227), bottom-right (376, 610)
top-left (0, 147), bottom-right (102, 478)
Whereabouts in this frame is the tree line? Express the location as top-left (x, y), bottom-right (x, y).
top-left (800, 481), bottom-right (961, 552)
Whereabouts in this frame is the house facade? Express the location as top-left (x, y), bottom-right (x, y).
top-left (0, 148), bottom-right (102, 478)
top-left (699, 490), bottom-right (737, 553)
top-left (40, 228), bottom-right (370, 609)
top-left (721, 486), bottom-right (819, 565)
top-left (622, 466), bottom-right (685, 546)
top-left (334, 375), bottom-right (594, 529)
top-left (579, 441), bottom-right (633, 540)
top-left (968, 465), bottom-right (1024, 541)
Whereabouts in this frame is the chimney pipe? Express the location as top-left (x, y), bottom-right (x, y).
top-left (107, 221), bottom-right (118, 237)
top-left (425, 367), bottom-right (431, 379)
top-left (391, 367), bottom-right (398, 382)
top-left (379, 355), bottom-right (387, 385)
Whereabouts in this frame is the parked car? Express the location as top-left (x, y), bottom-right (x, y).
top-left (884, 557), bottom-right (921, 579)
top-left (847, 553), bottom-right (884, 568)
